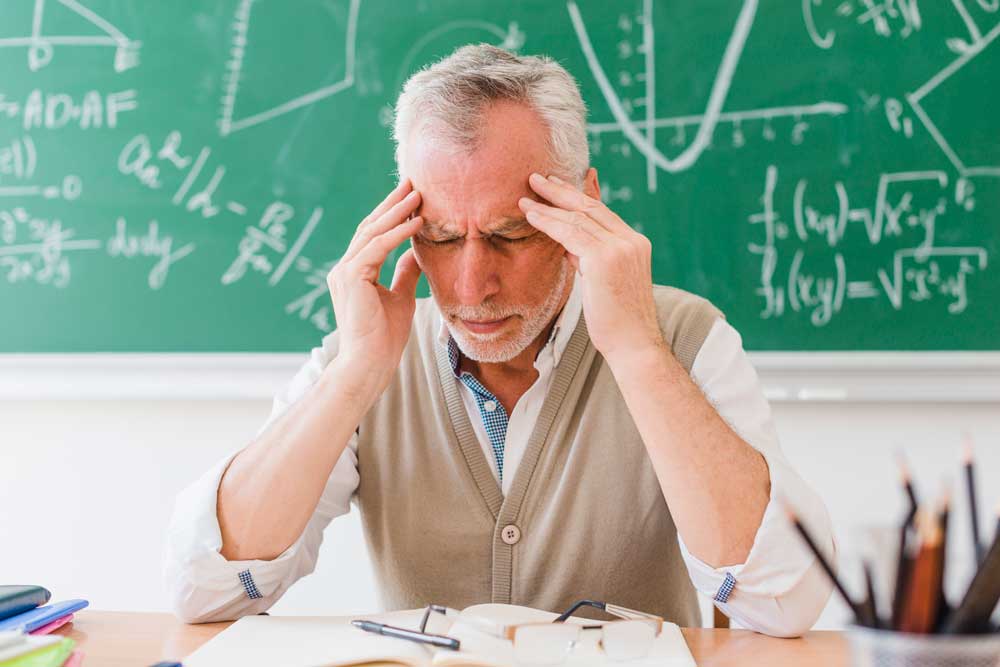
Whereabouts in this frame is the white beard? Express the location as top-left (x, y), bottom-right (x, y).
top-left (438, 259), bottom-right (571, 363)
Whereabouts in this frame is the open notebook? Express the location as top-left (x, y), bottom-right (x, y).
top-left (184, 604), bottom-right (696, 667)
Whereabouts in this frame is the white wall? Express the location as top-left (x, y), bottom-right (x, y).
top-left (2, 395), bottom-right (998, 628)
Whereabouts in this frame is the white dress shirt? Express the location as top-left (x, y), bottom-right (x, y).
top-left (165, 280), bottom-right (835, 636)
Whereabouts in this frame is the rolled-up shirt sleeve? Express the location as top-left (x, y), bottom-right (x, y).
top-left (680, 319), bottom-right (835, 637)
top-left (163, 333), bottom-right (360, 623)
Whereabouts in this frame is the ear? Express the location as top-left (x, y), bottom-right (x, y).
top-left (583, 167), bottom-right (601, 201)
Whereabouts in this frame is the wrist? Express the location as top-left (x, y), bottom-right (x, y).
top-left (322, 355), bottom-right (390, 411)
top-left (604, 337), bottom-right (677, 383)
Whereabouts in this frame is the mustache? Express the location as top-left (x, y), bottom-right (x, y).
top-left (441, 303), bottom-right (525, 321)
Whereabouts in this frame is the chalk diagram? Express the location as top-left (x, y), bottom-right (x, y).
top-left (377, 19), bottom-right (526, 128)
top-left (393, 19), bottom-right (525, 91)
top-left (218, 0), bottom-right (361, 136)
top-left (905, 8), bottom-right (1000, 179)
top-left (0, 0), bottom-right (140, 71)
top-left (568, 0), bottom-right (849, 193)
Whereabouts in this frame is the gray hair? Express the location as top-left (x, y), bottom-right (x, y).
top-left (392, 44), bottom-right (590, 185)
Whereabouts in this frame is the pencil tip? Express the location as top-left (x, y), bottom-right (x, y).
top-left (939, 480), bottom-right (952, 504)
top-left (776, 495), bottom-right (798, 522)
top-left (895, 452), bottom-right (911, 479)
top-left (939, 497), bottom-right (952, 520)
top-left (962, 434), bottom-right (975, 464)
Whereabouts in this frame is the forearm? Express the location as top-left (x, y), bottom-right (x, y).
top-left (218, 357), bottom-right (379, 560)
top-left (607, 341), bottom-right (771, 567)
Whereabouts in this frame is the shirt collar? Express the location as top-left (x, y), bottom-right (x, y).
top-left (437, 274), bottom-right (582, 375)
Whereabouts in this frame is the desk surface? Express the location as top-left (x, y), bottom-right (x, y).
top-left (56, 610), bottom-right (851, 666)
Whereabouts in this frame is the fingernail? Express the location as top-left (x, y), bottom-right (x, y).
top-left (529, 172), bottom-right (546, 184)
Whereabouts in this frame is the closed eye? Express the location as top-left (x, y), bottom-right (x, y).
top-left (416, 230), bottom-right (536, 245)
top-left (416, 233), bottom-right (461, 245)
top-left (492, 235), bottom-right (532, 244)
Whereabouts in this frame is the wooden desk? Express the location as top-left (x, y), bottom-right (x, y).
top-left (56, 610), bottom-right (851, 666)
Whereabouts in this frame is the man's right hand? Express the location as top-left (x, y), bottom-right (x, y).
top-left (326, 178), bottom-right (424, 400)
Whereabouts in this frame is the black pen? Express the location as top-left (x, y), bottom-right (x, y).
top-left (963, 437), bottom-right (984, 564)
top-left (351, 619), bottom-right (460, 650)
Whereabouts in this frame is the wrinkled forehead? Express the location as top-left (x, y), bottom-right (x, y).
top-left (401, 102), bottom-right (552, 232)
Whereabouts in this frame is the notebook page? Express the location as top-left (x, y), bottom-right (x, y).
top-left (185, 615), bottom-right (432, 667)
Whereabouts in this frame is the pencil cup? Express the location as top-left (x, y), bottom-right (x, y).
top-left (848, 626), bottom-right (1000, 667)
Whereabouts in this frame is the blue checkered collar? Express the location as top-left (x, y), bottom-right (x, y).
top-left (437, 276), bottom-right (582, 378)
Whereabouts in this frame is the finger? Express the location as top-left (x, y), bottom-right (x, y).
top-left (390, 247), bottom-right (422, 296)
top-left (519, 196), bottom-right (612, 235)
top-left (343, 180), bottom-right (414, 258)
top-left (521, 205), bottom-right (602, 258)
top-left (350, 216), bottom-right (424, 281)
top-left (368, 178), bottom-right (413, 226)
top-left (527, 172), bottom-right (628, 233)
top-left (343, 190), bottom-right (422, 263)
top-left (519, 196), bottom-right (613, 247)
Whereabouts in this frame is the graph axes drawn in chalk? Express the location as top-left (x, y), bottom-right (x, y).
top-left (568, 0), bottom-right (850, 191)
top-left (0, 0), bottom-right (140, 72)
top-left (218, 0), bottom-right (360, 137)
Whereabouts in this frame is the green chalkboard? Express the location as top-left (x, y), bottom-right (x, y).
top-left (1, 0), bottom-right (997, 352)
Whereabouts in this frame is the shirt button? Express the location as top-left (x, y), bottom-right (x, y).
top-left (483, 400), bottom-right (497, 412)
top-left (501, 524), bottom-right (521, 545)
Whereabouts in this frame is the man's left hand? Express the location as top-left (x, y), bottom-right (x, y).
top-left (519, 172), bottom-right (665, 366)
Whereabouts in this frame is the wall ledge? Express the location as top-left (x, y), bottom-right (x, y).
top-left (1, 352), bottom-right (998, 402)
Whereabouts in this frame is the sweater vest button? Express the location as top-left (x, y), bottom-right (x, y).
top-left (500, 524), bottom-right (521, 545)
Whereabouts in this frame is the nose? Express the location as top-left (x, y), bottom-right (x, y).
top-left (453, 239), bottom-right (501, 305)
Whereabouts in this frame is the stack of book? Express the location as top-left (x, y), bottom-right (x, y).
top-left (0, 587), bottom-right (88, 667)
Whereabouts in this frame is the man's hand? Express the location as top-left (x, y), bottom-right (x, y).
top-left (217, 182), bottom-right (422, 564)
top-left (327, 178), bottom-right (424, 398)
top-left (518, 172), bottom-right (663, 366)
top-left (522, 172), bottom-right (772, 569)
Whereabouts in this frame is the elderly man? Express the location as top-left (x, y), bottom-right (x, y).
top-left (166, 45), bottom-right (834, 636)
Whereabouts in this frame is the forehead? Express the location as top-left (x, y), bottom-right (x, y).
top-left (403, 101), bottom-right (552, 230)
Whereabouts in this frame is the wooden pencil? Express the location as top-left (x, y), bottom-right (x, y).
top-left (862, 561), bottom-right (882, 629)
top-left (935, 489), bottom-right (951, 630)
top-left (898, 453), bottom-right (920, 518)
top-left (891, 541), bottom-right (914, 631)
top-left (898, 509), bottom-right (945, 634)
top-left (783, 504), bottom-right (868, 625)
top-left (963, 436), bottom-right (984, 565)
top-left (891, 456), bottom-right (920, 629)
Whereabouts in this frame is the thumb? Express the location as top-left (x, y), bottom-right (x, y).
top-left (390, 247), bottom-right (422, 296)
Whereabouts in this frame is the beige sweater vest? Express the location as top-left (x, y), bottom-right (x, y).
top-left (348, 285), bottom-right (722, 626)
